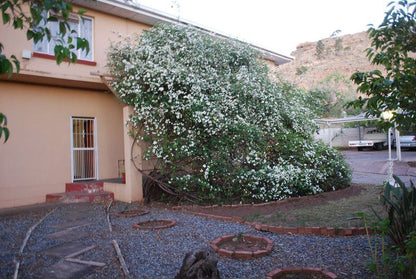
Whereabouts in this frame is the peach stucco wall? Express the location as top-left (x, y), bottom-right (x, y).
top-left (0, 4), bottom-right (152, 208)
top-left (0, 81), bottom-right (124, 208)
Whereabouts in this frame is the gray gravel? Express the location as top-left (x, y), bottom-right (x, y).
top-left (0, 202), bottom-right (379, 279)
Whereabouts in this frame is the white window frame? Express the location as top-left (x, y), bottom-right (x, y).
top-left (33, 14), bottom-right (94, 61)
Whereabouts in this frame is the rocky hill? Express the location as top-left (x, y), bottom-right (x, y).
top-left (274, 31), bottom-right (381, 94)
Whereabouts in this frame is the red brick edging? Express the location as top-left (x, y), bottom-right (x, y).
top-left (172, 206), bottom-right (372, 236)
top-left (266, 267), bottom-right (338, 279)
top-left (210, 234), bottom-right (274, 259)
top-left (252, 223), bottom-right (371, 236)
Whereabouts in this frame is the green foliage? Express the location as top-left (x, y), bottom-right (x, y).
top-left (0, 113), bottom-right (9, 143)
top-left (382, 176), bottom-right (416, 251)
top-left (290, 72), bottom-right (361, 118)
top-left (0, 43), bottom-right (19, 77)
top-left (358, 176), bottom-right (416, 278)
top-left (330, 30), bottom-right (341, 38)
top-left (334, 37), bottom-right (343, 55)
top-left (349, 0), bottom-right (416, 131)
top-left (403, 231), bottom-right (416, 277)
top-left (358, 212), bottom-right (389, 278)
top-left (315, 40), bottom-right (325, 59)
top-left (295, 66), bottom-right (308, 75)
top-left (107, 23), bottom-right (351, 203)
top-left (315, 73), bottom-right (362, 118)
top-left (308, 88), bottom-right (344, 118)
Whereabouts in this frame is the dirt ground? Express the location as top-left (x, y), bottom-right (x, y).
top-left (182, 184), bottom-right (366, 218)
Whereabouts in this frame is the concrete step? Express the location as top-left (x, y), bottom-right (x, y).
top-left (46, 191), bottom-right (114, 204)
top-left (65, 182), bottom-right (104, 193)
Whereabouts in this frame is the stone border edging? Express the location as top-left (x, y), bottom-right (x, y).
top-left (266, 267), bottom-right (338, 279)
top-left (173, 208), bottom-right (372, 236)
top-left (210, 234), bottom-right (274, 259)
top-left (133, 219), bottom-right (177, 230)
top-left (253, 223), bottom-right (372, 236)
top-left (172, 187), bottom-right (356, 211)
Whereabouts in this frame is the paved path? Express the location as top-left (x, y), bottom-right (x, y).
top-left (343, 150), bottom-right (416, 185)
top-left (37, 206), bottom-right (107, 279)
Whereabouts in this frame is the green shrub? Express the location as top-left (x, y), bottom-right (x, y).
top-left (107, 23), bottom-right (351, 203)
top-left (295, 66), bottom-right (307, 75)
top-left (382, 176), bottom-right (416, 250)
top-left (360, 176), bottom-right (416, 278)
top-left (335, 38), bottom-right (343, 55)
top-left (316, 40), bottom-right (325, 59)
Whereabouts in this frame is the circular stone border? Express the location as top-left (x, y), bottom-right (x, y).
top-left (266, 267), bottom-right (338, 279)
top-left (210, 234), bottom-right (274, 259)
top-left (115, 209), bottom-right (149, 218)
top-left (133, 219), bottom-right (177, 230)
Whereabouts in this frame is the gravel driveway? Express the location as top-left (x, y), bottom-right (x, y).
top-left (1, 202), bottom-right (378, 279)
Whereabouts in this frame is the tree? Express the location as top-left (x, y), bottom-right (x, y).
top-left (349, 0), bottom-right (416, 131)
top-left (334, 37), bottom-right (343, 55)
top-left (315, 40), bottom-right (325, 59)
top-left (108, 23), bottom-right (351, 203)
top-left (330, 29), bottom-right (341, 38)
top-left (0, 0), bottom-right (90, 142)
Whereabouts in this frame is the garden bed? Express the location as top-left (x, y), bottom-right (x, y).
top-left (210, 234), bottom-right (273, 259)
top-left (266, 267), bottom-right (337, 279)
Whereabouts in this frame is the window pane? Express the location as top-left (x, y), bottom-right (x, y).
top-left (34, 37), bottom-right (48, 53)
top-left (33, 10), bottom-right (49, 53)
top-left (49, 21), bottom-right (60, 55)
top-left (80, 17), bottom-right (93, 61)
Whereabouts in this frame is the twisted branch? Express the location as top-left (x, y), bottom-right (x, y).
top-left (129, 127), bottom-right (197, 202)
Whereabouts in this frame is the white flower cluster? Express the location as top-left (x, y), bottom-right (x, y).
top-left (107, 23), bottom-right (351, 202)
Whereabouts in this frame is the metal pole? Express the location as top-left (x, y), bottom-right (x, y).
top-left (395, 125), bottom-right (402, 161)
top-left (388, 127), bottom-right (392, 161)
top-left (387, 127), bottom-right (394, 185)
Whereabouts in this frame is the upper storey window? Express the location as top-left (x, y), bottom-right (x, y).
top-left (34, 14), bottom-right (93, 61)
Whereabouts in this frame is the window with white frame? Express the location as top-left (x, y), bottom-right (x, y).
top-left (34, 14), bottom-right (93, 61)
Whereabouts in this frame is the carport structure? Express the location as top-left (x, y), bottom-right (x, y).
top-left (315, 114), bottom-right (403, 184)
top-left (314, 114), bottom-right (380, 148)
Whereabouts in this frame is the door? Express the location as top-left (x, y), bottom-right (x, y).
top-left (71, 117), bottom-right (98, 181)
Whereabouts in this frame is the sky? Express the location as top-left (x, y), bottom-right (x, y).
top-left (135, 0), bottom-right (392, 57)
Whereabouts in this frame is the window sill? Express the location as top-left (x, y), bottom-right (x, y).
top-left (33, 52), bottom-right (97, 66)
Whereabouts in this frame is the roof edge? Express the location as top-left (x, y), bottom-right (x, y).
top-left (69, 0), bottom-right (292, 65)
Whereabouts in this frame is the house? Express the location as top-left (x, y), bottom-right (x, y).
top-left (0, 0), bottom-right (292, 209)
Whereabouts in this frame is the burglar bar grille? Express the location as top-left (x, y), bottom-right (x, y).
top-left (71, 117), bottom-right (97, 181)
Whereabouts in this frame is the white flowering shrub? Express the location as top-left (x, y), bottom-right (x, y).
top-left (107, 23), bottom-right (350, 203)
